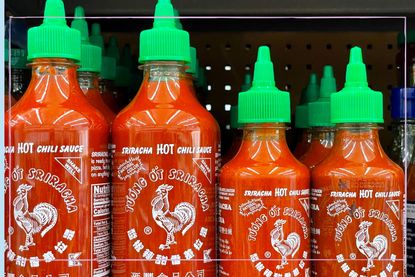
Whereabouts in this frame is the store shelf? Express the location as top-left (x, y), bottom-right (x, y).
top-left (6, 0), bottom-right (415, 16)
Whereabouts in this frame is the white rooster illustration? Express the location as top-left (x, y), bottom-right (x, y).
top-left (151, 184), bottom-right (196, 250)
top-left (270, 219), bottom-right (301, 269)
top-left (13, 184), bottom-right (58, 251)
top-left (355, 221), bottom-right (388, 272)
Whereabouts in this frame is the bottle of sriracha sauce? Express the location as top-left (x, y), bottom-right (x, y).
top-left (219, 46), bottom-right (310, 276)
top-left (111, 0), bottom-right (220, 275)
top-left (5, 0), bottom-right (111, 276)
top-left (311, 47), bottom-right (404, 276)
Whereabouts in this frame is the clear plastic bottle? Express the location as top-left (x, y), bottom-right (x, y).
top-left (219, 46), bottom-right (310, 276)
top-left (5, 0), bottom-right (110, 275)
top-left (111, 0), bottom-right (220, 275)
top-left (300, 65), bottom-right (336, 169)
top-left (311, 47), bottom-right (404, 276)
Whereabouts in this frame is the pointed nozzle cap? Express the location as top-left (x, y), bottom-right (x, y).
top-left (331, 46), bottom-right (383, 123)
top-left (186, 46), bottom-right (198, 76)
top-left (71, 6), bottom-right (101, 73)
top-left (238, 46), bottom-right (291, 124)
top-left (28, 0), bottom-right (81, 61)
top-left (319, 65), bottom-right (336, 99)
top-left (71, 6), bottom-right (88, 41)
top-left (43, 0), bottom-right (67, 25)
top-left (139, 0), bottom-right (190, 63)
top-left (308, 65), bottom-right (337, 127)
top-left (90, 23), bottom-right (104, 49)
top-left (107, 36), bottom-right (120, 63)
top-left (305, 73), bottom-right (320, 102)
top-left (345, 46), bottom-right (368, 87)
top-left (241, 73), bottom-right (252, 92)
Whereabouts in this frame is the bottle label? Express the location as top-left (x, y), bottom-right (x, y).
top-left (408, 201), bottom-right (415, 277)
top-left (112, 141), bottom-right (217, 276)
top-left (311, 178), bottom-right (404, 276)
top-left (5, 138), bottom-right (111, 276)
top-left (218, 183), bottom-right (310, 276)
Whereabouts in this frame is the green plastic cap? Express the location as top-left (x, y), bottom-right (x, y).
top-left (331, 47), bottom-right (383, 124)
top-left (230, 105), bottom-right (242, 129)
top-left (397, 30), bottom-right (415, 45)
top-left (186, 46), bottom-right (198, 76)
top-left (309, 65), bottom-right (337, 127)
top-left (107, 36), bottom-right (120, 63)
top-left (139, 0), bottom-right (190, 63)
top-left (90, 23), bottom-right (104, 49)
top-left (295, 73), bottom-right (319, 128)
top-left (101, 56), bottom-right (116, 80)
top-left (28, 0), bottom-right (81, 61)
top-left (89, 23), bottom-right (116, 80)
top-left (241, 73), bottom-right (252, 92)
top-left (71, 6), bottom-right (102, 73)
top-left (238, 46), bottom-right (291, 124)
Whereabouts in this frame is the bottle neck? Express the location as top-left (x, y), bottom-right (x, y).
top-left (78, 71), bottom-right (100, 92)
top-left (139, 61), bottom-right (196, 104)
top-left (237, 123), bottom-right (290, 162)
top-left (332, 123), bottom-right (385, 162)
top-left (310, 127), bottom-right (335, 148)
top-left (26, 58), bottom-right (82, 104)
top-left (99, 78), bottom-right (114, 94)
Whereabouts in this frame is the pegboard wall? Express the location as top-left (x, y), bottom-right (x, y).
top-left (103, 27), bottom-right (400, 149)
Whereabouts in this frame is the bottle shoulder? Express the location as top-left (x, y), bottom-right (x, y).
top-left (312, 153), bottom-right (404, 180)
top-left (221, 153), bottom-right (310, 181)
top-left (6, 100), bottom-right (109, 131)
top-left (112, 102), bottom-right (219, 133)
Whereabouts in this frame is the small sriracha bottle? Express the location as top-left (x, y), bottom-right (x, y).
top-left (219, 46), bottom-right (310, 276)
top-left (311, 47), bottom-right (404, 276)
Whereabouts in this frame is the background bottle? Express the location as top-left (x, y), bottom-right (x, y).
top-left (390, 87), bottom-right (415, 276)
top-left (71, 6), bottom-right (115, 124)
top-left (111, 0), bottom-right (220, 275)
top-left (89, 23), bottom-right (119, 114)
top-left (106, 36), bottom-right (130, 112)
top-left (300, 65), bottom-right (336, 169)
top-left (219, 46), bottom-right (310, 276)
top-left (5, 0), bottom-right (110, 275)
top-left (293, 73), bottom-right (319, 158)
top-left (311, 47), bottom-right (404, 276)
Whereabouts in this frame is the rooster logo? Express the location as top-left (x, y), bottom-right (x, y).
top-left (13, 184), bottom-right (58, 251)
top-left (151, 184), bottom-right (196, 250)
top-left (270, 219), bottom-right (301, 269)
top-left (355, 221), bottom-right (388, 272)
